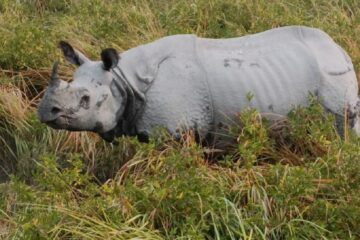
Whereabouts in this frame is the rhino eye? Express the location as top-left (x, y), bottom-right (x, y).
top-left (80, 95), bottom-right (90, 109)
top-left (51, 107), bottom-right (61, 114)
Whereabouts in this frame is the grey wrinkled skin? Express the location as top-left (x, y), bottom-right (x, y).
top-left (38, 26), bottom-right (360, 144)
top-left (38, 45), bottom-right (123, 135)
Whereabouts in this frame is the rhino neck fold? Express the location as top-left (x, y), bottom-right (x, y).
top-left (98, 66), bottom-right (146, 142)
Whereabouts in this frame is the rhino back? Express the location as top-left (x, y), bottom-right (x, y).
top-left (196, 26), bottom-right (330, 127)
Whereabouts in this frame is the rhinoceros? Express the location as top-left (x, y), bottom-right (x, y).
top-left (38, 26), bottom-right (360, 143)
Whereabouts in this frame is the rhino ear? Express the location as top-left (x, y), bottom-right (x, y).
top-left (58, 41), bottom-right (90, 66)
top-left (101, 48), bottom-right (119, 71)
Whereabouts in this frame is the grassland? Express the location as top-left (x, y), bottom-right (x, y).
top-left (0, 0), bottom-right (360, 239)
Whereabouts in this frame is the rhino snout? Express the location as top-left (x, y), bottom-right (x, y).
top-left (38, 103), bottom-right (63, 123)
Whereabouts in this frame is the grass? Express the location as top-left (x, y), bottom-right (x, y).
top-left (0, 0), bottom-right (360, 239)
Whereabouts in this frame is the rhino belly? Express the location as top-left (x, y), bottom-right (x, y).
top-left (198, 40), bottom-right (320, 128)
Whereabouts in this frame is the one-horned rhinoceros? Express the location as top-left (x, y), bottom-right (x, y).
top-left (38, 26), bottom-right (360, 143)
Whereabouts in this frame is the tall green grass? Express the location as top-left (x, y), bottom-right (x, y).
top-left (1, 0), bottom-right (360, 239)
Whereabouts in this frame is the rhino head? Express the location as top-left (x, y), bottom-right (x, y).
top-left (38, 41), bottom-right (126, 138)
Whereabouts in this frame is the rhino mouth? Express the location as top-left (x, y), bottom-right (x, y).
top-left (44, 116), bottom-right (75, 129)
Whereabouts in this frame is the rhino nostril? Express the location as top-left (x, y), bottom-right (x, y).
top-left (51, 107), bottom-right (61, 114)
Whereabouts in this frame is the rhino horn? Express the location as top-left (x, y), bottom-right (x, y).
top-left (50, 61), bottom-right (60, 87)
